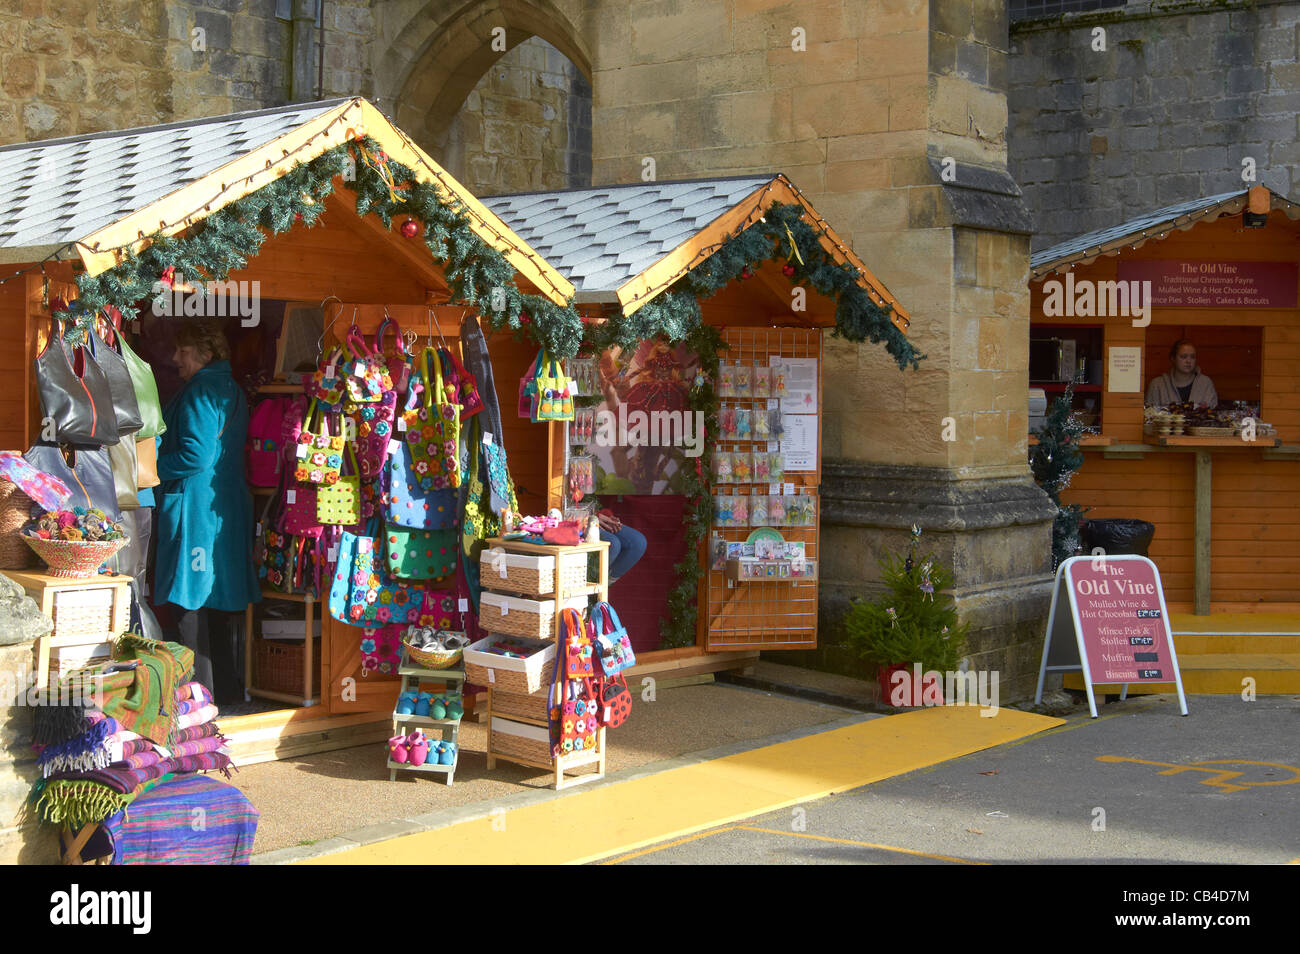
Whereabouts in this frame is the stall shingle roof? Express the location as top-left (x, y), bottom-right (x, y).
top-left (1030, 187), bottom-right (1300, 279)
top-left (0, 100), bottom-right (348, 260)
top-left (0, 98), bottom-right (574, 303)
top-left (483, 176), bottom-right (774, 298)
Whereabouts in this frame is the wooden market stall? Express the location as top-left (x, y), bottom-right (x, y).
top-left (484, 174), bottom-right (914, 676)
top-left (1029, 185), bottom-right (1300, 630)
top-left (0, 97), bottom-right (575, 761)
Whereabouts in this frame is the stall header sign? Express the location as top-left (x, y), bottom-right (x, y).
top-left (1034, 556), bottom-right (1187, 718)
top-left (1117, 260), bottom-right (1298, 308)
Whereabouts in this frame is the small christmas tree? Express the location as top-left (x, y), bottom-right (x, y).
top-left (843, 526), bottom-right (968, 674)
top-left (1029, 384), bottom-right (1087, 568)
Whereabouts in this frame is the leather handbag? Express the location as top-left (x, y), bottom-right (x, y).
top-left (34, 317), bottom-right (119, 446)
top-left (107, 436), bottom-right (140, 510)
top-left (383, 523), bottom-right (457, 581)
top-left (105, 308), bottom-right (165, 439)
top-left (88, 327), bottom-right (144, 437)
top-left (23, 442), bottom-right (121, 521)
top-left (135, 436), bottom-right (160, 490)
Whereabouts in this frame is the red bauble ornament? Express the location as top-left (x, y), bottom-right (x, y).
top-left (401, 219), bottom-right (420, 238)
top-left (739, 266), bottom-right (753, 280)
top-left (295, 213), bottom-right (304, 223)
top-left (782, 263), bottom-right (795, 277)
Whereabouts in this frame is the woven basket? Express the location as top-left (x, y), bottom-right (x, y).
top-left (253, 636), bottom-right (322, 696)
top-left (478, 592), bottom-right (587, 640)
top-left (491, 685), bottom-right (552, 722)
top-left (402, 639), bottom-right (463, 671)
top-left (23, 536), bottom-right (127, 579)
top-left (465, 636), bottom-right (555, 694)
top-left (52, 589), bottom-right (114, 638)
top-left (0, 478), bottom-right (36, 570)
top-left (490, 717), bottom-right (553, 765)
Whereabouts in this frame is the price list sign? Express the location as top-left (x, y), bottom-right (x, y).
top-left (1034, 556), bottom-right (1188, 718)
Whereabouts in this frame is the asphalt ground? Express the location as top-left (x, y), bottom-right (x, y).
top-left (607, 693), bottom-right (1300, 865)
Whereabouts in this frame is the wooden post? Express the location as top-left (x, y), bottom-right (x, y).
top-left (303, 594), bottom-right (315, 704)
top-left (244, 604), bottom-right (254, 699)
top-left (1194, 449), bottom-right (1212, 615)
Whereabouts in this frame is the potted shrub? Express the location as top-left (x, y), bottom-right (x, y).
top-left (843, 527), bottom-right (968, 706)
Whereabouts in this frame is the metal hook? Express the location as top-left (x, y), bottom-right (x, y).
top-left (317, 296), bottom-right (344, 353)
top-left (427, 307), bottom-right (449, 351)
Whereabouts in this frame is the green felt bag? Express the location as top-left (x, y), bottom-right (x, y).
top-left (383, 522), bottom-right (458, 581)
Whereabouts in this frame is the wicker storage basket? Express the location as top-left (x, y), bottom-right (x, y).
top-left (0, 477), bottom-right (36, 570)
top-left (52, 588), bottom-right (114, 638)
top-left (491, 685), bottom-right (553, 722)
top-left (490, 716), bottom-right (553, 764)
top-left (464, 635), bottom-right (555, 694)
top-left (253, 636), bottom-right (322, 695)
top-left (479, 549), bottom-right (590, 596)
top-left (23, 536), bottom-right (127, 578)
top-left (477, 592), bottom-right (587, 640)
top-left (480, 549), bottom-right (554, 595)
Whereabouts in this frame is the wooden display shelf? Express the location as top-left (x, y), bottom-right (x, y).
top-left (1027, 434), bottom-right (1111, 446)
top-left (1143, 434), bottom-right (1281, 448)
top-left (386, 755), bottom-right (457, 775)
top-left (389, 655), bottom-right (464, 784)
top-left (480, 536), bottom-right (610, 790)
top-left (2, 569), bottom-right (132, 690)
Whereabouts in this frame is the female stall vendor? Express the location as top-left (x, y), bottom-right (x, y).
top-left (1146, 339), bottom-right (1219, 409)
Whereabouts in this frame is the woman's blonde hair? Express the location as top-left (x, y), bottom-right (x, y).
top-left (174, 319), bottom-right (231, 365)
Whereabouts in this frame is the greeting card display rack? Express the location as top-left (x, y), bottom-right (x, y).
top-left (480, 537), bottom-right (609, 791)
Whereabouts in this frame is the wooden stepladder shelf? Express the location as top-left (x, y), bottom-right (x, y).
top-left (481, 537), bottom-right (609, 791)
top-left (388, 655), bottom-right (466, 784)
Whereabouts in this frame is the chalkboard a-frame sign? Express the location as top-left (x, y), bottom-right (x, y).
top-left (1034, 556), bottom-right (1189, 719)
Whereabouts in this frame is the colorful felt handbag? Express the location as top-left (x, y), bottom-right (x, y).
top-left (533, 351), bottom-right (574, 423)
top-left (599, 674), bottom-right (632, 729)
top-left (384, 523), bottom-right (458, 581)
top-left (549, 609), bottom-right (600, 756)
top-left (316, 444), bottom-right (361, 525)
top-left (518, 350), bottom-right (542, 419)
top-left (360, 624), bottom-right (403, 677)
top-left (342, 327), bottom-right (393, 404)
top-left (399, 348), bottom-right (461, 490)
top-left (375, 313), bottom-right (412, 394)
top-left (344, 390), bottom-right (396, 480)
top-left (293, 400), bottom-right (345, 485)
top-left (308, 345), bottom-right (347, 407)
top-left (444, 346), bottom-right (484, 420)
top-left (387, 438), bottom-right (457, 530)
top-left (562, 606), bottom-right (596, 679)
top-left (327, 523), bottom-right (382, 626)
top-left (588, 601), bottom-right (635, 676)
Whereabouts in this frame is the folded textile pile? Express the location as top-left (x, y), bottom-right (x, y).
top-left (29, 666), bottom-right (234, 832)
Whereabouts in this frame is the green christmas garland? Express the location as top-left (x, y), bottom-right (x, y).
top-left (68, 142), bottom-right (921, 649)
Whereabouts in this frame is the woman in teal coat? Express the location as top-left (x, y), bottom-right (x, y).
top-left (155, 320), bottom-right (260, 704)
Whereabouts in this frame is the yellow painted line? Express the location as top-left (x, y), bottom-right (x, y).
top-left (297, 706), bottom-right (1063, 865)
top-left (737, 826), bottom-right (985, 865)
top-left (600, 826), bottom-right (746, 864)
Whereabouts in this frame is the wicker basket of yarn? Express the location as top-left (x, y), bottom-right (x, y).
top-left (23, 536), bottom-right (127, 578)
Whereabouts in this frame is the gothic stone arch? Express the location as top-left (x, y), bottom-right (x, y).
top-left (376, 0), bottom-right (592, 151)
